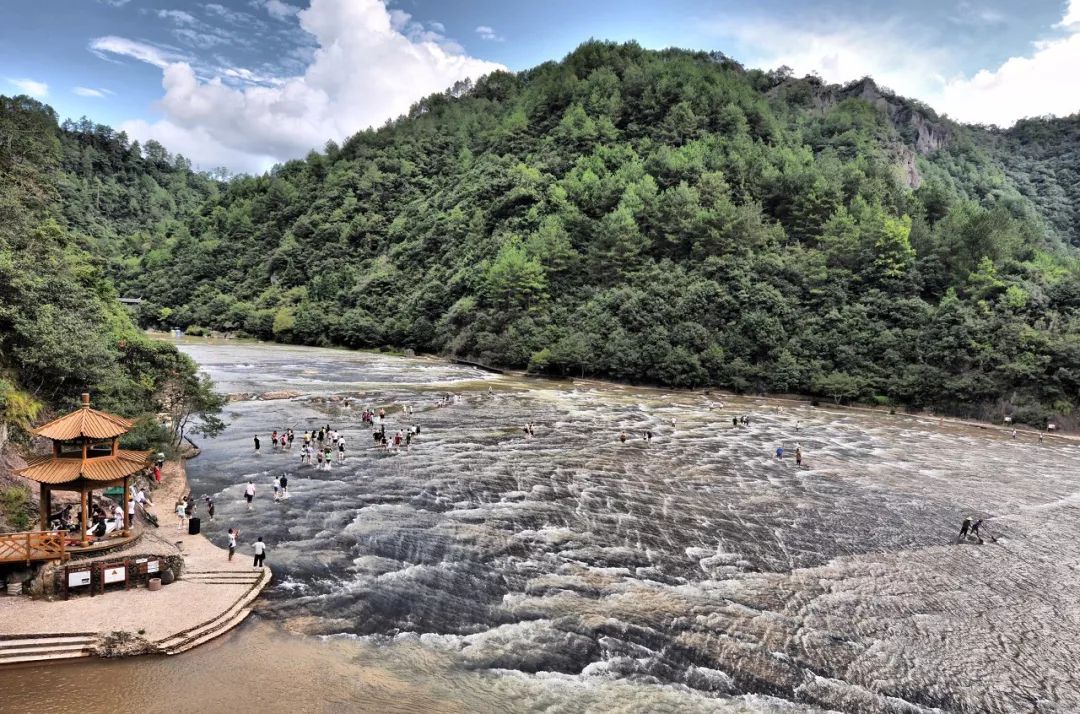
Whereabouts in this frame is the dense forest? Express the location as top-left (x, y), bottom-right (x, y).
top-left (3, 42), bottom-right (1080, 426)
top-left (0, 95), bottom-right (222, 460)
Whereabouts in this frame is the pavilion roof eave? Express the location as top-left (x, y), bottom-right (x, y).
top-left (28, 475), bottom-right (131, 492)
top-left (15, 450), bottom-right (153, 486)
top-left (31, 407), bottom-right (134, 441)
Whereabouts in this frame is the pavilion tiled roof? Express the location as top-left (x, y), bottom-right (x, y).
top-left (15, 450), bottom-right (152, 485)
top-left (31, 394), bottom-right (134, 441)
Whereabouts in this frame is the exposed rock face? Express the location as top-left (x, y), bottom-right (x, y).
top-left (770, 76), bottom-right (951, 189)
top-left (835, 77), bottom-right (952, 155)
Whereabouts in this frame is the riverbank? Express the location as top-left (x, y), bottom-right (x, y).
top-left (0, 457), bottom-right (271, 662)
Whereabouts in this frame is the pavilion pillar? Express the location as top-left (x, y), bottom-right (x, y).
top-left (123, 475), bottom-right (131, 535)
top-left (79, 487), bottom-right (89, 547)
top-left (39, 484), bottom-right (49, 532)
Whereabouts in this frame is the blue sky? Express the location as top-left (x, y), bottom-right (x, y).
top-left (3, 0), bottom-right (1078, 173)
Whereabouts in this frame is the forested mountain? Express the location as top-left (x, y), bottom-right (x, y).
top-left (4, 42), bottom-right (1080, 425)
top-left (0, 96), bottom-right (220, 453)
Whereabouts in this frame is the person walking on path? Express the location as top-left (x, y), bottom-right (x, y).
top-left (795, 447), bottom-right (802, 466)
top-left (253, 537), bottom-right (266, 569)
top-left (279, 474), bottom-right (288, 499)
top-left (227, 528), bottom-right (238, 561)
top-left (245, 481), bottom-right (256, 510)
top-left (175, 499), bottom-right (186, 530)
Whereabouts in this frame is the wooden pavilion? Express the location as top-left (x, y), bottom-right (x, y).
top-left (16, 393), bottom-right (151, 547)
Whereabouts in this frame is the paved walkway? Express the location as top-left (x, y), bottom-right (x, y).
top-left (0, 458), bottom-right (271, 656)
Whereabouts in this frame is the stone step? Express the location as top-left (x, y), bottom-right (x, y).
top-left (157, 592), bottom-right (249, 651)
top-left (0, 636), bottom-right (95, 649)
top-left (185, 570), bottom-right (262, 575)
top-left (0, 650), bottom-right (91, 665)
top-left (0, 643), bottom-right (90, 658)
top-left (157, 567), bottom-right (270, 652)
top-left (165, 607), bottom-right (252, 655)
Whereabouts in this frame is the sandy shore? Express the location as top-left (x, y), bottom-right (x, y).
top-left (0, 457), bottom-right (271, 650)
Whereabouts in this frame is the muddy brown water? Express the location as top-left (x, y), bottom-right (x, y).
top-left (2, 339), bottom-right (1078, 714)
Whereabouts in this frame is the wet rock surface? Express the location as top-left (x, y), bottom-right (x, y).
top-left (183, 342), bottom-right (1080, 713)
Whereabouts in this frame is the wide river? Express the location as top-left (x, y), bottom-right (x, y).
top-left (5, 340), bottom-right (1080, 713)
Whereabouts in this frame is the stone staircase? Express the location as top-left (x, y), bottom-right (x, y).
top-left (154, 567), bottom-right (271, 655)
top-left (0, 633), bottom-right (96, 665)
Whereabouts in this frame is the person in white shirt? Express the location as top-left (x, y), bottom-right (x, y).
top-left (244, 481), bottom-right (256, 510)
top-left (252, 537), bottom-right (266, 568)
top-left (227, 528), bottom-right (238, 561)
top-left (113, 504), bottom-right (124, 528)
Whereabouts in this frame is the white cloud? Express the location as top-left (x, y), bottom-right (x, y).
top-left (97, 0), bottom-right (132, 6)
top-left (722, 18), bottom-right (951, 103)
top-left (1058, 0), bottom-right (1080, 27)
top-left (114, 0), bottom-right (505, 173)
top-left (262, 0), bottom-right (300, 20)
top-left (157, 9), bottom-right (196, 24)
top-left (429, 21), bottom-right (445, 33)
top-left (90, 36), bottom-right (187, 68)
top-left (937, 31), bottom-right (1080, 125)
top-left (203, 3), bottom-right (256, 25)
top-left (8, 78), bottom-right (49, 97)
top-left (718, 1), bottom-right (1080, 128)
top-left (475, 25), bottom-right (503, 42)
top-left (73, 86), bottom-right (114, 98)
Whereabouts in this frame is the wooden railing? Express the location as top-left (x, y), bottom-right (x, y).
top-left (0, 530), bottom-right (67, 565)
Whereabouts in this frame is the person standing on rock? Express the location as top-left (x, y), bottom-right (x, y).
top-left (227, 528), bottom-right (237, 561)
top-left (279, 474), bottom-right (288, 499)
top-left (253, 537), bottom-right (266, 569)
top-left (253, 435), bottom-right (261, 453)
top-left (245, 481), bottom-right (256, 510)
top-left (205, 496), bottom-right (215, 521)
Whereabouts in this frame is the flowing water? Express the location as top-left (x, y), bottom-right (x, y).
top-left (4, 340), bottom-right (1080, 713)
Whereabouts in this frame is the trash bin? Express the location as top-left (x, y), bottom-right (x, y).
top-left (147, 578), bottom-right (162, 592)
top-left (188, 517), bottom-right (201, 535)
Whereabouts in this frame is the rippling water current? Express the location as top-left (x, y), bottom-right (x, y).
top-left (8, 341), bottom-right (1080, 713)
